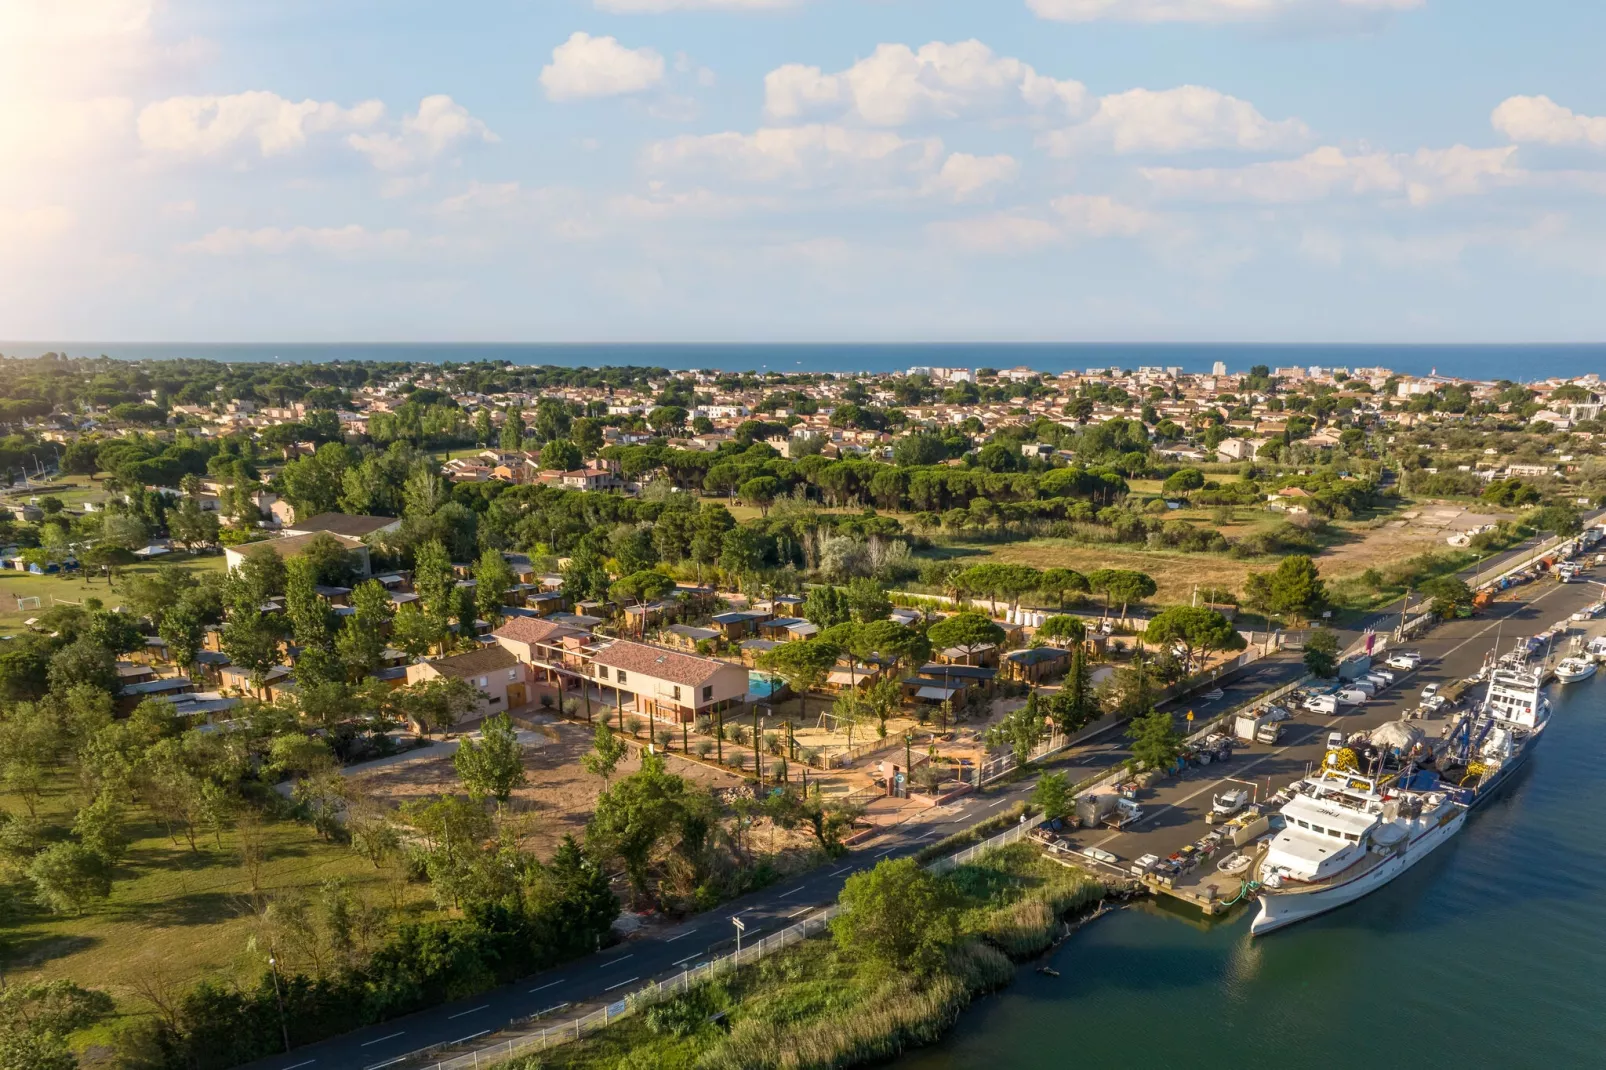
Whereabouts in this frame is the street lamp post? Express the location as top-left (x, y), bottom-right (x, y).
top-left (267, 955), bottom-right (290, 1054)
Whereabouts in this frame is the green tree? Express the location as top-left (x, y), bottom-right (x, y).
top-left (843, 577), bottom-right (892, 623)
top-left (412, 539), bottom-right (455, 649)
top-left (830, 857), bottom-right (959, 976)
top-left (389, 602), bottom-right (440, 661)
top-left (581, 722), bottom-right (630, 786)
top-left (474, 408), bottom-right (494, 447)
top-left (285, 556), bottom-right (339, 688)
top-left (47, 640), bottom-right (118, 697)
top-left (1420, 576), bottom-right (1474, 618)
top-left (609, 570), bottom-right (676, 615)
top-left (27, 843), bottom-right (113, 915)
top-left (158, 601), bottom-right (204, 678)
top-left (540, 438), bottom-right (584, 472)
top-left (1087, 568), bottom-right (1158, 622)
top-left (1038, 567), bottom-right (1089, 609)
top-left (1127, 709), bottom-right (1184, 773)
top-left (337, 580), bottom-right (393, 680)
top-left (399, 676), bottom-right (479, 738)
top-left (1143, 605), bottom-right (1246, 670)
top-left (454, 713), bottom-right (527, 805)
top-left (499, 408), bottom-right (525, 451)
top-left (586, 751), bottom-right (690, 903)
top-left (739, 476), bottom-right (782, 517)
top-left (1037, 614), bottom-right (1086, 645)
top-left (474, 549), bottom-right (514, 626)
top-left (757, 638), bottom-right (841, 718)
top-left (1527, 504), bottom-right (1582, 536)
top-left (1303, 627), bottom-right (1341, 678)
top-left (802, 584), bottom-right (851, 628)
top-left (985, 691), bottom-right (1047, 766)
top-left (0, 980), bottom-right (113, 1070)
top-left (1032, 771), bottom-right (1072, 822)
top-left (1264, 554), bottom-right (1326, 622)
top-left (71, 793), bottom-right (129, 867)
top-left (926, 611), bottom-right (1004, 663)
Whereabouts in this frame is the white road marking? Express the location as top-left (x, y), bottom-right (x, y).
top-left (447, 1005), bottom-right (488, 1020)
top-left (664, 928), bottom-right (696, 942)
top-left (830, 865), bottom-right (852, 876)
top-left (528, 980), bottom-right (562, 994)
top-left (673, 950), bottom-right (705, 966)
top-left (604, 976), bottom-right (639, 992)
top-left (360, 1032), bottom-right (404, 1047)
top-left (600, 954), bottom-right (633, 969)
top-left (777, 886), bottom-right (802, 898)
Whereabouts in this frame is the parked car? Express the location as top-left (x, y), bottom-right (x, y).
top-left (1368, 667), bottom-right (1397, 685)
top-left (1421, 682), bottom-right (1442, 701)
top-left (1387, 651), bottom-right (1423, 671)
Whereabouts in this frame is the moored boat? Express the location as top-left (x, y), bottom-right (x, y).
top-left (1250, 766), bottom-right (1466, 936)
top-left (1554, 656), bottom-right (1597, 684)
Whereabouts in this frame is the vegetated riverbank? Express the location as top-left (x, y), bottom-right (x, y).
top-left (491, 842), bottom-right (1126, 1070)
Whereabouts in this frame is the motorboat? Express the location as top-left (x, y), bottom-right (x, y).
top-left (1587, 635), bottom-right (1606, 662)
top-left (1554, 656), bottom-right (1596, 684)
top-left (1251, 769), bottom-right (1467, 936)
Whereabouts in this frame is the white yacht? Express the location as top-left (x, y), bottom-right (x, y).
top-left (1250, 767), bottom-right (1466, 936)
top-left (1554, 656), bottom-right (1596, 684)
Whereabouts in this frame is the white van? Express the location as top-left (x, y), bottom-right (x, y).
top-left (1348, 679), bottom-right (1378, 697)
top-left (1327, 730), bottom-right (1346, 750)
top-left (1305, 694), bottom-right (1340, 715)
top-left (1336, 688), bottom-right (1368, 705)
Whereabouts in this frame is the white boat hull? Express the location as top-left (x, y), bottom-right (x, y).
top-left (1250, 808), bottom-right (1466, 936)
top-left (1554, 662), bottom-right (1596, 683)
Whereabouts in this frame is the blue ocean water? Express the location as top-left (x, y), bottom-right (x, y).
top-left (2, 341), bottom-right (1604, 381)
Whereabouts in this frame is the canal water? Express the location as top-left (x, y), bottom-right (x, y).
top-left (902, 679), bottom-right (1606, 1070)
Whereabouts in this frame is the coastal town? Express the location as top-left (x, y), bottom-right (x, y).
top-left (0, 351), bottom-right (1603, 1070)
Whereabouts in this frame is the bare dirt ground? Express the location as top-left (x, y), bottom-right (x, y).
top-left (351, 718), bottom-right (749, 861)
top-left (1317, 501), bottom-right (1511, 575)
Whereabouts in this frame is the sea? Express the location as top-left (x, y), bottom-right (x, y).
top-left (898, 678), bottom-right (1606, 1070)
top-left (1, 342), bottom-right (1604, 382)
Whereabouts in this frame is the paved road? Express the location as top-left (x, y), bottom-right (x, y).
top-left (246, 520), bottom-right (1599, 1070)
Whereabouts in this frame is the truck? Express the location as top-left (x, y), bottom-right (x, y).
top-left (1232, 711), bottom-right (1283, 745)
top-left (1076, 793), bottom-right (1143, 830)
top-left (1234, 710), bottom-right (1277, 744)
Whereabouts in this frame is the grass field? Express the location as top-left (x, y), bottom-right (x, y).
top-left (0, 552), bottom-right (227, 632)
top-left (2, 772), bottom-right (423, 1003)
top-left (936, 539), bottom-right (1257, 605)
top-left (0, 475), bottom-right (110, 511)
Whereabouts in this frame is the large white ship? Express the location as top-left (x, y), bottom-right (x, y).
top-left (1250, 766), bottom-right (1467, 936)
top-left (1440, 664), bottom-right (1551, 806)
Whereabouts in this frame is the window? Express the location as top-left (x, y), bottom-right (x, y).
top-left (673, 686), bottom-right (682, 701)
top-left (1310, 825), bottom-right (1326, 836)
top-left (703, 685), bottom-right (713, 701)
top-left (477, 676), bottom-right (488, 687)
top-left (1345, 833), bottom-right (1360, 842)
top-left (508, 669), bottom-right (518, 681)
top-left (598, 666), bottom-right (608, 680)
top-left (617, 671), bottom-right (628, 684)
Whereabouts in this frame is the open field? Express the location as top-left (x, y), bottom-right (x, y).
top-left (1, 773), bottom-right (419, 999)
top-left (934, 540), bottom-right (1256, 605)
top-left (0, 551), bottom-right (227, 631)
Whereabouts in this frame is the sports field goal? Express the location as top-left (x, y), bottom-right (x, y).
top-left (14, 596), bottom-right (41, 611)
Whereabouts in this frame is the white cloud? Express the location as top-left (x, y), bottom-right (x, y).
top-left (0, 205), bottom-right (77, 243)
top-left (595, 0), bottom-right (801, 10)
top-left (929, 213), bottom-right (1063, 254)
top-left (646, 124), bottom-right (944, 188)
top-left (1142, 143), bottom-right (1521, 204)
top-left (348, 95), bottom-right (498, 170)
top-left (138, 91), bottom-right (383, 157)
top-left (1027, 0), bottom-right (1422, 24)
top-left (183, 224), bottom-right (411, 256)
top-left (1043, 86), bottom-right (1308, 155)
top-left (764, 40), bottom-right (1086, 125)
top-left (541, 32), bottom-right (665, 101)
top-left (924, 154), bottom-right (1020, 200)
top-left (1051, 194), bottom-right (1160, 236)
top-left (1492, 95), bottom-right (1606, 148)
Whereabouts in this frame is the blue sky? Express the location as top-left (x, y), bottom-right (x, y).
top-left (4, 0), bottom-right (1606, 344)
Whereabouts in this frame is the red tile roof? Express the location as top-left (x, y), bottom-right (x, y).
top-left (592, 640), bottom-right (729, 686)
top-left (493, 617), bottom-right (586, 646)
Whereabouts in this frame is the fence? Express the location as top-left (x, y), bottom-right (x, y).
top-left (412, 821), bottom-right (1036, 1070)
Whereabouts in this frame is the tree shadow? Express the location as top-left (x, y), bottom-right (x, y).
top-left (118, 890), bottom-right (240, 928)
top-left (3, 932), bottom-right (101, 971)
